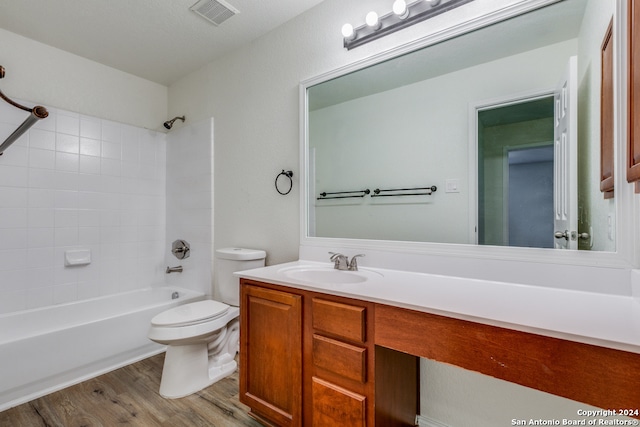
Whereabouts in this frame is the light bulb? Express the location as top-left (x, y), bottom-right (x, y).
top-left (393, 0), bottom-right (408, 18)
top-left (365, 11), bottom-right (380, 29)
top-left (341, 23), bottom-right (355, 39)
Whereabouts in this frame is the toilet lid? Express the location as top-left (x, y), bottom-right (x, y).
top-left (151, 300), bottom-right (230, 327)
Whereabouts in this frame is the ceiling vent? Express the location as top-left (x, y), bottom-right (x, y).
top-left (190, 0), bottom-right (239, 26)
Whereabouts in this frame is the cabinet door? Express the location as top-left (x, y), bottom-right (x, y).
top-left (240, 283), bottom-right (302, 427)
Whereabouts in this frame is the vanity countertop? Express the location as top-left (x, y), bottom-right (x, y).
top-left (235, 260), bottom-right (640, 355)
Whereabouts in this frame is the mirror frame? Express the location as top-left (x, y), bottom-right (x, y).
top-left (299, 0), bottom-right (635, 269)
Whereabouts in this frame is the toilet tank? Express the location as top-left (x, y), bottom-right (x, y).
top-left (215, 248), bottom-right (266, 306)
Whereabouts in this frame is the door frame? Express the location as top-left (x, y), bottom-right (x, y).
top-left (468, 88), bottom-right (555, 244)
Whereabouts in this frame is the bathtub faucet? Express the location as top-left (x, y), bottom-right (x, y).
top-left (166, 266), bottom-right (183, 274)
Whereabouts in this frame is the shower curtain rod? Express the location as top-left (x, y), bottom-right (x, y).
top-left (0, 65), bottom-right (49, 156)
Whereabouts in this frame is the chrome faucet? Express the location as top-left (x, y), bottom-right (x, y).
top-left (329, 252), bottom-right (365, 271)
top-left (166, 265), bottom-right (183, 274)
top-left (348, 254), bottom-right (365, 271)
top-left (329, 252), bottom-right (349, 270)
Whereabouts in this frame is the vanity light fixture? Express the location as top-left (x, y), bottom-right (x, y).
top-left (342, 0), bottom-right (474, 50)
top-left (365, 11), bottom-right (381, 29)
top-left (341, 23), bottom-right (356, 40)
top-left (392, 0), bottom-right (409, 19)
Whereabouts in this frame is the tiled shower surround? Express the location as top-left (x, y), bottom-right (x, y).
top-left (0, 101), bottom-right (166, 314)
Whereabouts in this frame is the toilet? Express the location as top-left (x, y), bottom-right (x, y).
top-left (148, 247), bottom-right (266, 399)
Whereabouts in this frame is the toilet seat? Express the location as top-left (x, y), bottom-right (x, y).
top-left (148, 301), bottom-right (239, 345)
top-left (151, 300), bottom-right (229, 327)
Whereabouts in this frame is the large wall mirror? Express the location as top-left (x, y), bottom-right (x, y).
top-left (302, 0), bottom-right (619, 256)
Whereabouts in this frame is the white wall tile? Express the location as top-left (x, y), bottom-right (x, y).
top-left (52, 171), bottom-right (78, 191)
top-left (100, 158), bottom-right (121, 176)
top-left (0, 165), bottom-right (28, 187)
top-left (0, 248), bottom-right (27, 271)
top-left (27, 228), bottom-right (54, 248)
top-left (29, 148), bottom-right (56, 169)
top-left (54, 209), bottom-right (79, 228)
top-left (29, 129), bottom-right (56, 150)
top-left (0, 111), bottom-right (167, 313)
top-left (80, 138), bottom-right (101, 157)
top-left (0, 187), bottom-right (28, 207)
top-left (27, 267), bottom-right (54, 289)
top-left (0, 208), bottom-right (28, 228)
top-left (56, 111), bottom-right (80, 136)
top-left (28, 208), bottom-right (55, 228)
top-left (79, 155), bottom-right (101, 175)
top-left (78, 173), bottom-right (101, 192)
top-left (55, 152), bottom-right (79, 172)
top-left (56, 134), bottom-right (80, 154)
top-left (0, 290), bottom-right (27, 314)
top-left (27, 287), bottom-right (53, 309)
top-left (101, 141), bottom-right (121, 160)
top-left (80, 116), bottom-right (101, 140)
top-left (0, 228), bottom-right (27, 250)
top-left (28, 168), bottom-right (56, 189)
top-left (54, 190), bottom-right (78, 209)
top-left (0, 145), bottom-right (29, 167)
top-left (27, 247), bottom-right (54, 268)
top-left (78, 209), bottom-right (101, 227)
top-left (102, 122), bottom-right (122, 143)
top-left (0, 269), bottom-right (29, 292)
top-left (28, 189), bottom-right (55, 208)
top-left (79, 227), bottom-right (100, 245)
top-left (53, 283), bottom-right (77, 305)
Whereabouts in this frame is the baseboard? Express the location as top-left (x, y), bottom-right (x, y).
top-left (417, 414), bottom-right (451, 427)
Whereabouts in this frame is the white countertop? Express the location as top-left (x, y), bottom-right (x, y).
top-left (235, 260), bottom-right (640, 355)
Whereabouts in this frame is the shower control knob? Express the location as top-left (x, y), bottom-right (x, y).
top-left (171, 239), bottom-right (190, 260)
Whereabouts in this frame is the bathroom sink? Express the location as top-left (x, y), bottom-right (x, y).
top-left (278, 265), bottom-right (383, 284)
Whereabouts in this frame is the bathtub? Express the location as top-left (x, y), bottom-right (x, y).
top-left (0, 286), bottom-right (205, 411)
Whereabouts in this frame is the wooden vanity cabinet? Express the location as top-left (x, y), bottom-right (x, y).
top-left (306, 297), bottom-right (374, 426)
top-left (240, 279), bottom-right (418, 427)
top-left (240, 282), bottom-right (303, 427)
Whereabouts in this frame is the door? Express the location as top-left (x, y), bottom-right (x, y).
top-left (553, 56), bottom-right (578, 249)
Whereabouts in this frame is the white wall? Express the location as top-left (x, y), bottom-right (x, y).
top-left (167, 0), bottom-right (631, 425)
top-left (0, 101), bottom-right (167, 314)
top-left (0, 28), bottom-right (168, 131)
top-left (168, 0), bottom-right (529, 266)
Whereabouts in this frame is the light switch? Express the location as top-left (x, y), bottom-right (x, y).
top-left (445, 179), bottom-right (460, 193)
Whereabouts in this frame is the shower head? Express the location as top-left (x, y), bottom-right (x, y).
top-left (163, 116), bottom-right (185, 130)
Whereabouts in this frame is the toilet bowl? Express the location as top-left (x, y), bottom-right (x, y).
top-left (148, 247), bottom-right (266, 399)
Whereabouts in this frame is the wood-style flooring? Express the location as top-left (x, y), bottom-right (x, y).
top-left (0, 353), bottom-right (263, 427)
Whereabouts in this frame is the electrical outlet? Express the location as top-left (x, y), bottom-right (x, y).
top-left (445, 179), bottom-right (460, 193)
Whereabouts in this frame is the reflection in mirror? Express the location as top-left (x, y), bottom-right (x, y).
top-left (305, 0), bottom-right (616, 252)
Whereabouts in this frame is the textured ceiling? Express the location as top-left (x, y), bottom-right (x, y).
top-left (0, 0), bottom-right (326, 86)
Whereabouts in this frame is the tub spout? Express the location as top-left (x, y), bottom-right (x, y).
top-left (166, 266), bottom-right (183, 274)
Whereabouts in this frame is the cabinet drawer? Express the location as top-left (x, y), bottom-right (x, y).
top-left (312, 334), bottom-right (367, 383)
top-left (312, 298), bottom-right (366, 343)
top-left (312, 377), bottom-right (366, 427)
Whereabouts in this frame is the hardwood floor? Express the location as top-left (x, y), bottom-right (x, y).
top-left (0, 353), bottom-right (263, 427)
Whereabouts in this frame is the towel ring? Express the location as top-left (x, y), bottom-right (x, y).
top-left (275, 170), bottom-right (293, 195)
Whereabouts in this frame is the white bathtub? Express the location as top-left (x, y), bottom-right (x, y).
top-left (0, 286), bottom-right (205, 411)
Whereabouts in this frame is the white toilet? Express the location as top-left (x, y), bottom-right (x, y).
top-left (148, 247), bottom-right (266, 399)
